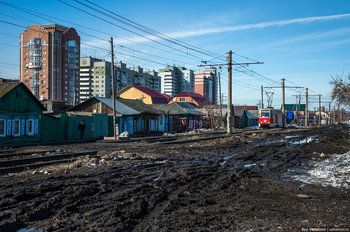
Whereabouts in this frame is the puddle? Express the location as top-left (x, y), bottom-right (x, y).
top-left (154, 160), bottom-right (167, 164)
top-left (285, 135), bottom-right (300, 139)
top-left (244, 163), bottom-right (256, 168)
top-left (18, 228), bottom-right (36, 232)
top-left (219, 153), bottom-right (237, 166)
top-left (290, 136), bottom-right (318, 145)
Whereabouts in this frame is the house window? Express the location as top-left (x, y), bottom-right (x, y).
top-left (25, 69), bottom-right (29, 72)
top-left (13, 119), bottom-right (20, 136)
top-left (0, 120), bottom-right (5, 137)
top-left (180, 98), bottom-right (185, 102)
top-left (26, 119), bottom-right (34, 136)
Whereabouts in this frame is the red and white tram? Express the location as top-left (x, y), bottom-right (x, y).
top-left (258, 108), bottom-right (283, 128)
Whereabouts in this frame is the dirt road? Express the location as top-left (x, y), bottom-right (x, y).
top-left (0, 125), bottom-right (349, 231)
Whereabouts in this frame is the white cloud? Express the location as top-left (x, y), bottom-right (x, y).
top-left (119, 13), bottom-right (350, 44)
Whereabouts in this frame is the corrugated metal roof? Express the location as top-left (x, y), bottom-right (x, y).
top-left (153, 103), bottom-right (202, 116)
top-left (117, 98), bottom-right (163, 115)
top-left (0, 82), bottom-right (19, 98)
top-left (96, 97), bottom-right (140, 115)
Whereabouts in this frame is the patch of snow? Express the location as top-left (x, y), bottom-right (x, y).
top-left (291, 151), bottom-right (350, 189)
top-left (119, 131), bottom-right (129, 138)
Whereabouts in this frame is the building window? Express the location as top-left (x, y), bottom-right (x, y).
top-left (24, 58), bottom-right (28, 61)
top-left (25, 52), bottom-right (28, 55)
top-left (25, 75), bottom-right (28, 78)
top-left (42, 86), bottom-right (46, 89)
top-left (43, 57), bottom-right (46, 60)
top-left (41, 80), bottom-right (46, 84)
top-left (65, 92), bottom-right (68, 95)
top-left (42, 91), bottom-right (46, 94)
top-left (43, 51), bottom-right (46, 54)
top-left (43, 46), bottom-right (46, 48)
top-left (42, 74), bottom-right (46, 77)
top-left (25, 69), bottom-right (29, 72)
top-left (42, 68), bottom-right (46, 72)
top-left (180, 98), bottom-right (185, 102)
top-left (65, 87), bottom-right (67, 90)
top-left (25, 80), bottom-right (28, 84)
top-left (0, 119), bottom-right (5, 137)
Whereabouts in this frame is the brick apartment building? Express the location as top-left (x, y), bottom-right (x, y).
top-left (20, 24), bottom-right (80, 105)
top-left (194, 66), bottom-right (217, 104)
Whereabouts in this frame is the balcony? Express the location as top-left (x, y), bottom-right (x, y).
top-left (28, 62), bottom-right (42, 69)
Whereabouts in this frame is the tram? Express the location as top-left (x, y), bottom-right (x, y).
top-left (258, 108), bottom-right (283, 128)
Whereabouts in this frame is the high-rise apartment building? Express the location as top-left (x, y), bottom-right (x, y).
top-left (20, 24), bottom-right (80, 105)
top-left (79, 59), bottom-right (160, 101)
top-left (80, 56), bottom-right (102, 101)
top-left (159, 66), bottom-right (194, 97)
top-left (194, 67), bottom-right (217, 104)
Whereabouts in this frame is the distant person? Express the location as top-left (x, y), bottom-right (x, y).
top-left (78, 120), bottom-right (86, 140)
top-left (181, 119), bottom-right (187, 132)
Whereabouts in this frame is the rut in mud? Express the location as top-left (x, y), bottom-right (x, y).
top-left (0, 125), bottom-right (349, 231)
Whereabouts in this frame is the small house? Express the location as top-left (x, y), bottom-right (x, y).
top-left (116, 85), bottom-right (168, 104)
top-left (171, 92), bottom-right (207, 106)
top-left (0, 82), bottom-right (45, 144)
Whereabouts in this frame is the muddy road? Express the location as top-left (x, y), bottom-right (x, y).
top-left (0, 125), bottom-right (349, 231)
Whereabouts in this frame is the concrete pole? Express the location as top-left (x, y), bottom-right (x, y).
top-left (329, 102), bottom-right (331, 125)
top-left (227, 50), bottom-right (232, 134)
top-left (318, 95), bottom-right (321, 126)
top-left (110, 37), bottom-right (117, 139)
top-left (282, 78), bottom-right (285, 127)
top-left (219, 72), bottom-right (222, 118)
top-left (261, 85), bottom-right (264, 109)
top-left (305, 88), bottom-right (308, 127)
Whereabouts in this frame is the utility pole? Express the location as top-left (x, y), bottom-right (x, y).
top-left (318, 95), bottom-right (321, 126)
top-left (305, 88), bottom-right (308, 127)
top-left (261, 85), bottom-right (264, 109)
top-left (227, 50), bottom-right (233, 134)
top-left (110, 37), bottom-right (117, 139)
top-left (265, 79), bottom-right (303, 128)
top-left (218, 72), bottom-right (222, 117)
top-left (328, 102), bottom-right (331, 125)
top-left (198, 51), bottom-right (263, 134)
top-left (282, 78), bottom-right (286, 127)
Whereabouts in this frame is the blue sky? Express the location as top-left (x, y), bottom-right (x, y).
top-left (1, 0), bottom-right (350, 110)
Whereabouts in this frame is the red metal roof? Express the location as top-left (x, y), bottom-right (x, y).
top-left (174, 92), bottom-right (206, 99)
top-left (132, 86), bottom-right (168, 104)
top-left (160, 93), bottom-right (171, 101)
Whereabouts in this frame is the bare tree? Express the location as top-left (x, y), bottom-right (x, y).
top-left (330, 73), bottom-right (350, 106)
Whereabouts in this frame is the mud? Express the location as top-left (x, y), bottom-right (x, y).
top-left (0, 125), bottom-right (350, 231)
